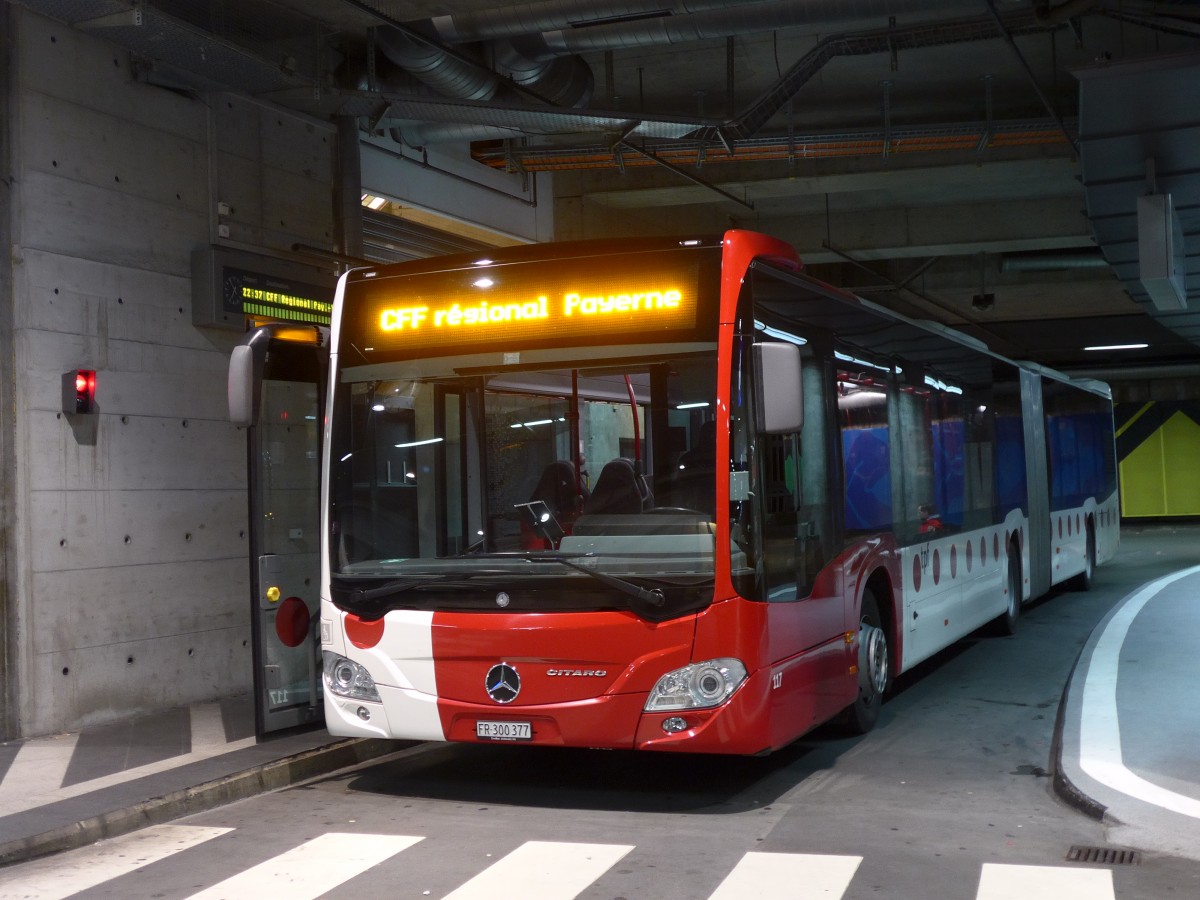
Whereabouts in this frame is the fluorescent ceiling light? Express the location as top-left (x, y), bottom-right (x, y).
top-left (1083, 343), bottom-right (1148, 351)
top-left (394, 437), bottom-right (444, 448)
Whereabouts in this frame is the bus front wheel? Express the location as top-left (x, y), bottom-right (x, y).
top-left (847, 590), bottom-right (889, 734)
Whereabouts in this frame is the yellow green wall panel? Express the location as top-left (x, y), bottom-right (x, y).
top-left (1116, 403), bottom-right (1200, 518)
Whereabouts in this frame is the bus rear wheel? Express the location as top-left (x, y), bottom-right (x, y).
top-left (847, 590), bottom-right (889, 734)
top-left (1070, 522), bottom-right (1095, 592)
top-left (996, 542), bottom-right (1021, 636)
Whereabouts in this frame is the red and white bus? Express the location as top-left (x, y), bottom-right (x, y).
top-left (319, 230), bottom-right (1118, 755)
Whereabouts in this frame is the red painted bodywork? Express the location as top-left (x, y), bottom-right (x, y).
top-left (357, 231), bottom-right (906, 755)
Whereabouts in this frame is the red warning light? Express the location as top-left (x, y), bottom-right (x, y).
top-left (62, 369), bottom-right (96, 415)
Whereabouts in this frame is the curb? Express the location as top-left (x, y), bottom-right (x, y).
top-left (1050, 662), bottom-right (1108, 822)
top-left (0, 738), bottom-right (397, 867)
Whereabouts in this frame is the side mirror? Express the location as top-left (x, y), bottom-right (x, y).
top-left (228, 344), bottom-right (256, 427)
top-left (753, 342), bottom-right (803, 434)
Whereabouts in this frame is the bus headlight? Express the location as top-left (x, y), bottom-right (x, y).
top-left (644, 658), bottom-right (747, 711)
top-left (323, 651), bottom-right (381, 702)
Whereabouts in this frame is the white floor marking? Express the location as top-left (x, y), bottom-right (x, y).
top-left (0, 733), bottom-right (78, 802)
top-left (443, 840), bottom-right (634, 900)
top-left (184, 832), bottom-right (422, 900)
top-left (0, 825), bottom-right (231, 900)
top-left (189, 701), bottom-right (231, 750)
top-left (977, 863), bottom-right (1115, 900)
top-left (0, 710), bottom-right (256, 816)
top-left (707, 851), bottom-right (862, 899)
top-left (1078, 565), bottom-right (1200, 819)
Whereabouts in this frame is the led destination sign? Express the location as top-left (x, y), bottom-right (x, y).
top-left (350, 257), bottom-right (707, 353)
top-left (379, 288), bottom-right (685, 333)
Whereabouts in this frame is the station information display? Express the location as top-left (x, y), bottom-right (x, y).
top-left (192, 246), bottom-right (336, 330)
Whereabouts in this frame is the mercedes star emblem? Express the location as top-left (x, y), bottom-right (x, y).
top-left (485, 662), bottom-right (521, 704)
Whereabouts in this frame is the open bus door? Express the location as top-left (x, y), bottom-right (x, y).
top-left (228, 324), bottom-right (328, 738)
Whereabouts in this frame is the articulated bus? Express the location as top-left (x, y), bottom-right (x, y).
top-left (319, 230), bottom-right (1118, 755)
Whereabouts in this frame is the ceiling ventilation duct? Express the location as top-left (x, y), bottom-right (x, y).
top-left (1077, 53), bottom-right (1200, 347)
top-left (374, 28), bottom-right (500, 102)
top-left (492, 38), bottom-right (593, 108)
top-left (373, 26), bottom-right (593, 109)
top-left (419, 0), bottom-right (976, 49)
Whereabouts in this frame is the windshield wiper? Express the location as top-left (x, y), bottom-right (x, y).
top-left (530, 555), bottom-right (666, 608)
top-left (337, 553), bottom-right (703, 610)
top-left (332, 574), bottom-right (472, 605)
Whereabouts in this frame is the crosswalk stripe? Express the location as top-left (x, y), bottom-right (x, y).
top-left (977, 863), bottom-right (1116, 900)
top-left (183, 832), bottom-right (422, 900)
top-left (0, 825), bottom-right (232, 900)
top-left (443, 840), bottom-right (634, 900)
top-left (707, 851), bottom-right (862, 900)
top-left (0, 828), bottom-right (1132, 900)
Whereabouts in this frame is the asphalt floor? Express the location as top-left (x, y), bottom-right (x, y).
top-left (1, 523), bottom-right (1197, 868)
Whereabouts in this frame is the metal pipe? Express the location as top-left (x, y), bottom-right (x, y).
top-left (983, 0), bottom-right (1079, 155)
top-left (1000, 253), bottom-right (1109, 272)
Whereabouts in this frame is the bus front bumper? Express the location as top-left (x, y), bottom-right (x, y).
top-left (325, 669), bottom-right (777, 756)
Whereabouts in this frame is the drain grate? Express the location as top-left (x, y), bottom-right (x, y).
top-left (1066, 845), bottom-right (1142, 866)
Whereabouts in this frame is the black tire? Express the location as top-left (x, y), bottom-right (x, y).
top-left (1069, 522), bottom-right (1095, 592)
top-left (847, 589), bottom-right (890, 734)
top-left (996, 541), bottom-right (1021, 636)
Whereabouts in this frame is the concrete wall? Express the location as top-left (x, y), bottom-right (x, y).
top-left (1, 9), bottom-right (16, 739)
top-left (1, 7), bottom-right (338, 739)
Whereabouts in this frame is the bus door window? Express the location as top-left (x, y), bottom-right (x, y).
top-left (992, 378), bottom-right (1027, 520)
top-left (837, 362), bottom-right (894, 535)
top-left (484, 390), bottom-right (572, 551)
top-left (336, 382), bottom-right (421, 564)
top-left (436, 387), bottom-right (468, 556)
top-left (581, 397), bottom-right (646, 487)
top-left (727, 308), bottom-right (834, 601)
top-left (757, 339), bottom-right (833, 600)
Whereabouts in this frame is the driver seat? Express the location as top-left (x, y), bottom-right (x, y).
top-left (583, 458), bottom-right (653, 515)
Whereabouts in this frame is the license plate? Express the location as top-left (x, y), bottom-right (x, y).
top-left (476, 720), bottom-right (532, 741)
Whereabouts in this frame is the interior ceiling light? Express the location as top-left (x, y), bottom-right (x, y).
top-left (360, 193), bottom-right (388, 210)
top-left (1083, 343), bottom-right (1149, 351)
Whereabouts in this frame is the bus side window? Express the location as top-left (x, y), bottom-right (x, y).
top-left (839, 372), bottom-right (893, 535)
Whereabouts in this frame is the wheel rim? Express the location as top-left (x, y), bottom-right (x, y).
top-left (860, 621), bottom-right (889, 696)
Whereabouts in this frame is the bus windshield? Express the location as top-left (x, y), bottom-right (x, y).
top-left (328, 347), bottom-right (720, 618)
